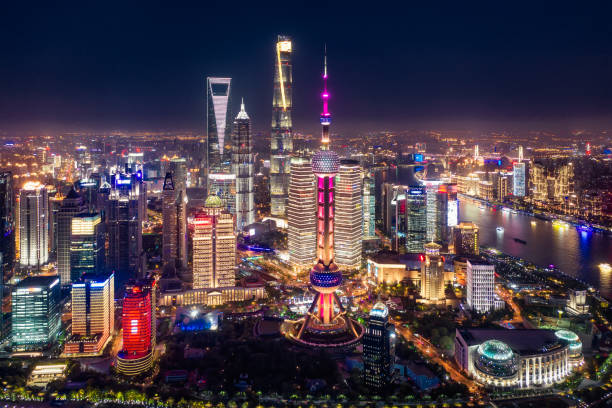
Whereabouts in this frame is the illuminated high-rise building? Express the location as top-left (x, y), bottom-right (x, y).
top-left (513, 162), bottom-right (526, 197)
top-left (162, 172), bottom-right (187, 269)
top-left (0, 171), bottom-right (15, 274)
top-left (107, 173), bottom-right (146, 283)
top-left (434, 183), bottom-right (456, 245)
top-left (285, 50), bottom-right (363, 348)
top-left (420, 242), bottom-right (445, 302)
top-left (335, 159), bottom-right (363, 270)
top-left (206, 77), bottom-right (232, 175)
top-left (11, 275), bottom-right (61, 351)
top-left (19, 182), bottom-right (49, 269)
top-left (70, 213), bottom-right (105, 278)
top-left (363, 303), bottom-right (395, 390)
top-left (287, 157), bottom-right (316, 271)
top-left (405, 184), bottom-right (427, 253)
top-left (232, 99), bottom-right (255, 231)
top-left (116, 283), bottom-right (153, 376)
top-left (64, 272), bottom-right (114, 356)
top-left (466, 259), bottom-right (495, 313)
top-left (362, 174), bottom-right (376, 239)
top-left (452, 222), bottom-right (479, 256)
top-left (270, 35), bottom-right (293, 218)
top-left (57, 188), bottom-right (85, 284)
top-left (192, 195), bottom-right (236, 289)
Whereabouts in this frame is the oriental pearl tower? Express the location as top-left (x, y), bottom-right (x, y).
top-left (284, 49), bottom-right (363, 349)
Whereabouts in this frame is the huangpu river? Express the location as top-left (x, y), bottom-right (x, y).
top-left (459, 199), bottom-right (612, 298)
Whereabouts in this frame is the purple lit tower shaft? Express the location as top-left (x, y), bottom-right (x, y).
top-left (296, 50), bottom-right (358, 338)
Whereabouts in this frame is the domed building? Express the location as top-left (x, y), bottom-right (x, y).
top-left (555, 329), bottom-right (584, 367)
top-left (472, 340), bottom-right (519, 387)
top-left (455, 328), bottom-right (574, 389)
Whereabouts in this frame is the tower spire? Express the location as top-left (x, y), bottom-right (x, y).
top-left (320, 45), bottom-right (331, 149)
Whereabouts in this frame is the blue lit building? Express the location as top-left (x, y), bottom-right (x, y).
top-left (11, 275), bottom-right (61, 351)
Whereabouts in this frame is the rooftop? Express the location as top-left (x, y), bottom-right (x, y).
top-left (16, 275), bottom-right (60, 288)
top-left (458, 328), bottom-right (563, 356)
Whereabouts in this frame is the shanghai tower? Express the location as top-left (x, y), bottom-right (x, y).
top-left (270, 35), bottom-right (293, 218)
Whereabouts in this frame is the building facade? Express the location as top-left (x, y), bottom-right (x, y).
top-left (0, 171), bottom-right (15, 273)
top-left (206, 77), bottom-right (232, 175)
top-left (64, 273), bottom-right (114, 356)
top-left (19, 182), bottom-right (49, 269)
top-left (11, 275), bottom-right (61, 351)
top-left (231, 99), bottom-right (255, 231)
top-left (287, 157), bottom-right (316, 271)
top-left (107, 173), bottom-right (145, 283)
top-left (466, 259), bottom-right (495, 313)
top-left (420, 242), bottom-right (445, 302)
top-left (363, 303), bottom-right (395, 390)
top-left (117, 283), bottom-right (153, 376)
top-left (270, 35), bottom-right (293, 218)
top-left (334, 160), bottom-right (363, 269)
top-left (362, 174), bottom-right (376, 239)
top-left (192, 195), bottom-right (236, 289)
top-left (452, 222), bottom-right (479, 256)
top-left (57, 188), bottom-right (86, 284)
top-left (70, 213), bottom-right (105, 278)
top-left (162, 172), bottom-right (187, 269)
top-left (405, 186), bottom-right (427, 253)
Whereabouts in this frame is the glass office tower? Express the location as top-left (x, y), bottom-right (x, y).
top-left (206, 77), bottom-right (233, 175)
top-left (270, 35), bottom-right (293, 218)
top-left (19, 182), bottom-right (49, 269)
top-left (232, 99), bottom-right (255, 231)
top-left (70, 213), bottom-right (105, 278)
top-left (11, 275), bottom-right (61, 350)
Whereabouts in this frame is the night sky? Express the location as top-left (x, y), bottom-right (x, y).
top-left (1, 2), bottom-right (611, 134)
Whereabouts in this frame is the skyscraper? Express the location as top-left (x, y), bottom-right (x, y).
top-left (287, 157), bottom-right (316, 271)
top-left (19, 182), bottom-right (49, 269)
top-left (405, 185), bottom-right (427, 253)
top-left (0, 171), bottom-right (14, 273)
top-left (466, 259), bottom-right (495, 313)
top-left (285, 51), bottom-right (363, 348)
top-left (452, 222), bottom-right (480, 256)
top-left (206, 77), bottom-right (232, 175)
top-left (162, 172), bottom-right (187, 269)
top-left (107, 173), bottom-right (145, 284)
top-left (363, 302), bottom-right (395, 390)
top-left (232, 99), bottom-right (255, 231)
top-left (420, 242), bottom-right (445, 302)
top-left (70, 213), bottom-right (105, 278)
top-left (335, 159), bottom-right (363, 270)
top-left (270, 35), bottom-right (293, 218)
top-left (11, 275), bottom-right (61, 351)
top-left (513, 162), bottom-right (526, 197)
top-left (57, 188), bottom-right (86, 284)
top-left (64, 272), bottom-right (114, 356)
top-left (362, 174), bottom-right (376, 239)
top-left (116, 283), bottom-right (153, 376)
top-left (192, 195), bottom-right (236, 289)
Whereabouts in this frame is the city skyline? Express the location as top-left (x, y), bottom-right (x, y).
top-left (1, 3), bottom-right (612, 134)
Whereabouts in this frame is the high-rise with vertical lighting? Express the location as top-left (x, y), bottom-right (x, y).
top-left (0, 171), bottom-right (15, 274)
top-left (70, 213), bottom-right (105, 278)
top-left (206, 77), bottom-right (232, 175)
top-left (270, 35), bottom-right (293, 218)
top-left (287, 156), bottom-right (316, 271)
top-left (513, 162), bottom-right (526, 197)
top-left (420, 242), bottom-right (445, 302)
top-left (192, 194), bottom-right (236, 289)
top-left (362, 174), bottom-right (376, 239)
top-left (19, 182), bottom-right (49, 269)
top-left (64, 272), bottom-right (114, 356)
top-left (284, 50), bottom-right (363, 349)
top-left (232, 99), bottom-right (255, 231)
top-left (58, 188), bottom-right (86, 284)
top-left (162, 172), bottom-right (187, 269)
top-left (335, 159), bottom-right (363, 270)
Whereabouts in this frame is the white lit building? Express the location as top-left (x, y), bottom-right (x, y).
top-left (466, 259), bottom-right (495, 313)
top-left (513, 162), bottom-right (526, 197)
top-left (287, 157), bottom-right (316, 271)
top-left (334, 159), bottom-right (363, 269)
top-left (420, 242), bottom-right (444, 302)
top-left (19, 182), bottom-right (49, 268)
